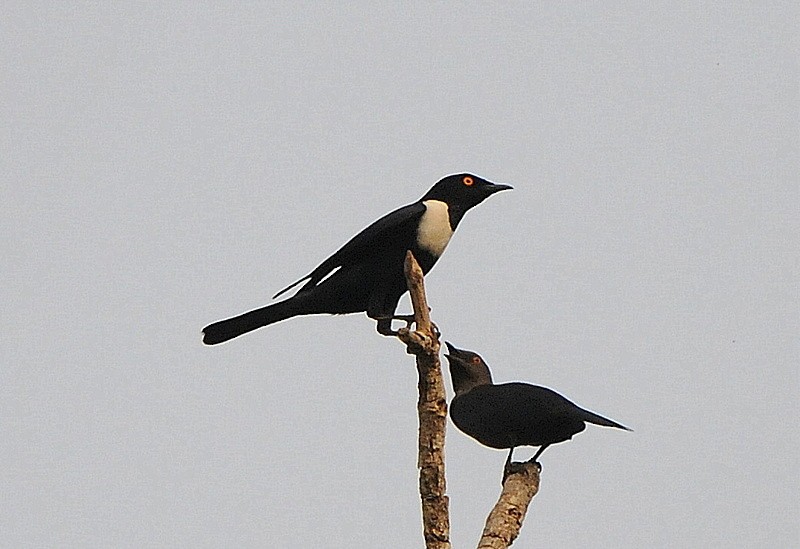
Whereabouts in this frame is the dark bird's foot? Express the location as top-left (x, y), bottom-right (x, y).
top-left (502, 460), bottom-right (525, 484)
top-left (526, 458), bottom-right (543, 472)
top-left (375, 315), bottom-right (417, 335)
top-left (502, 459), bottom-right (542, 485)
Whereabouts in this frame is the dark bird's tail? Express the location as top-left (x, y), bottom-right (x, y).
top-left (582, 409), bottom-right (632, 431)
top-left (202, 299), bottom-right (300, 345)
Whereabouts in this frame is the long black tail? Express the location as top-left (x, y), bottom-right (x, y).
top-left (582, 409), bottom-right (632, 431)
top-left (202, 298), bottom-right (300, 345)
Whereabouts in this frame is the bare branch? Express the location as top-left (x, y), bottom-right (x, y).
top-left (397, 251), bottom-right (451, 549)
top-left (477, 462), bottom-right (541, 548)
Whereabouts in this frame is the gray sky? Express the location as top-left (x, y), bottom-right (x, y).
top-left (3, 3), bottom-right (798, 548)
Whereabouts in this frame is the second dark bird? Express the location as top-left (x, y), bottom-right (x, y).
top-left (445, 342), bottom-right (630, 469)
top-left (202, 174), bottom-right (511, 345)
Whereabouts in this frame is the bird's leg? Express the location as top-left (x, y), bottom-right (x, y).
top-left (374, 314), bottom-right (416, 336)
top-left (502, 447), bottom-right (516, 483)
top-left (375, 317), bottom-right (399, 336)
top-left (529, 444), bottom-right (549, 469)
top-left (390, 314), bottom-right (417, 325)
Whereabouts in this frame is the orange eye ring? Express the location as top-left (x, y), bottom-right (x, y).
top-left (471, 356), bottom-right (481, 365)
top-left (463, 176), bottom-right (474, 186)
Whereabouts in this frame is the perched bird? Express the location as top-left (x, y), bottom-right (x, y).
top-left (445, 342), bottom-right (630, 469)
top-left (202, 174), bottom-right (511, 345)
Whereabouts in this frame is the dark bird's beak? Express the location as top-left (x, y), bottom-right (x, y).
top-left (485, 183), bottom-right (513, 195)
top-left (444, 341), bottom-right (465, 362)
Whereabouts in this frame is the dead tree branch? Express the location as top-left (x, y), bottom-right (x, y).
top-left (477, 462), bottom-right (541, 548)
top-left (397, 251), bottom-right (450, 549)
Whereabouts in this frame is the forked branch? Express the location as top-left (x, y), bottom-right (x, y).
top-left (397, 251), bottom-right (450, 549)
top-left (397, 251), bottom-right (540, 549)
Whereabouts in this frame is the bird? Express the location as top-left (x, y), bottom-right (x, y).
top-left (202, 174), bottom-right (512, 345)
top-left (444, 342), bottom-right (630, 470)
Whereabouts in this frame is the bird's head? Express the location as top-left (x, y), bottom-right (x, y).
top-left (422, 174), bottom-right (512, 212)
top-left (444, 341), bottom-right (494, 396)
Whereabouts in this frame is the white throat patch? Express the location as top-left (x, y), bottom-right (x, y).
top-left (417, 200), bottom-right (454, 256)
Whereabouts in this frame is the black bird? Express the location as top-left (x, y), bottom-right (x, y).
top-left (445, 342), bottom-right (630, 469)
top-left (202, 174), bottom-right (511, 345)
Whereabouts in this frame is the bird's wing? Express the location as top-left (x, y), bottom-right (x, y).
top-left (500, 383), bottom-right (626, 429)
top-left (273, 202), bottom-right (427, 299)
top-left (479, 384), bottom-right (573, 426)
top-left (503, 383), bottom-right (577, 414)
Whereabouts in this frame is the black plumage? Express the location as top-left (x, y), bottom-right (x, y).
top-left (202, 174), bottom-right (511, 344)
top-left (445, 342), bottom-right (630, 468)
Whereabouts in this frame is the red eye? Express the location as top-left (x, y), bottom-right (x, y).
top-left (472, 356), bottom-right (481, 364)
top-left (463, 176), bottom-right (474, 186)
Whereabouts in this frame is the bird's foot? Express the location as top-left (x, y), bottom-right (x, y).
top-left (391, 314), bottom-right (417, 327)
top-left (502, 460), bottom-right (522, 484)
top-left (526, 458), bottom-right (543, 472)
top-left (375, 315), bottom-right (416, 336)
top-left (502, 459), bottom-right (542, 485)
top-left (376, 325), bottom-right (399, 336)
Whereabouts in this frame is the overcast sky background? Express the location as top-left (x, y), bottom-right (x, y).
top-left (3, 3), bottom-right (798, 548)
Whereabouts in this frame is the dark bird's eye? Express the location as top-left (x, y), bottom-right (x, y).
top-left (463, 176), bottom-right (474, 186)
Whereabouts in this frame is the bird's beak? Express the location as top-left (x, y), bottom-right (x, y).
top-left (485, 183), bottom-right (513, 194)
top-left (444, 341), bottom-right (464, 362)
